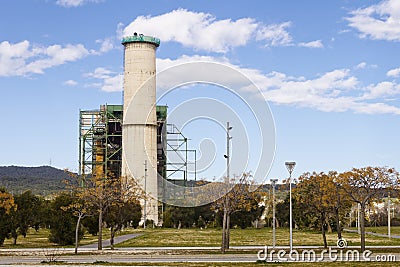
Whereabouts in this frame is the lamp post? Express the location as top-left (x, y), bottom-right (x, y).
top-left (271, 178), bottom-right (278, 248)
top-left (222, 122), bottom-right (232, 252)
top-left (388, 193), bottom-right (391, 239)
top-left (285, 161), bottom-right (296, 252)
top-left (144, 160), bottom-right (147, 229)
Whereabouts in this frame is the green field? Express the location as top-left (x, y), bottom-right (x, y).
top-left (1, 227), bottom-right (140, 248)
top-left (26, 263), bottom-right (399, 267)
top-left (118, 227), bottom-right (400, 247)
top-left (1, 226), bottom-right (399, 249)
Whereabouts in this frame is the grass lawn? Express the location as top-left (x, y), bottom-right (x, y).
top-left (117, 227), bottom-right (400, 248)
top-left (1, 227), bottom-right (140, 248)
top-left (1, 226), bottom-right (399, 249)
top-left (22, 262), bottom-right (399, 267)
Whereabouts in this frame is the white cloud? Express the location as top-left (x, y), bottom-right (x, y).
top-left (354, 62), bottom-right (378, 70)
top-left (153, 55), bottom-right (400, 115)
top-left (256, 22), bottom-right (293, 46)
top-left (85, 67), bottom-right (122, 92)
top-left (95, 38), bottom-right (115, 53)
top-left (298, 40), bottom-right (323, 48)
top-left (123, 9), bottom-right (293, 52)
top-left (90, 54), bottom-right (400, 114)
top-left (355, 62), bottom-right (367, 69)
top-left (387, 67), bottom-right (400, 77)
top-left (64, 79), bottom-right (78, 86)
top-left (346, 0), bottom-right (400, 41)
top-left (157, 55), bottom-right (230, 72)
top-left (362, 81), bottom-right (400, 99)
top-left (56, 0), bottom-right (103, 8)
top-left (0, 40), bottom-right (89, 76)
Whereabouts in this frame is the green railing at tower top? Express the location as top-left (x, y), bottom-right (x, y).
top-left (121, 34), bottom-right (160, 47)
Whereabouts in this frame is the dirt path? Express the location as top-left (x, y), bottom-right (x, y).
top-left (343, 228), bottom-right (400, 239)
top-left (79, 233), bottom-right (142, 249)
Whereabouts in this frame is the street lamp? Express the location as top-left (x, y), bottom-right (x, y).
top-left (144, 160), bottom-right (147, 229)
top-left (285, 161), bottom-right (296, 252)
top-left (388, 193), bottom-right (391, 239)
top-left (222, 122), bottom-right (232, 252)
top-left (270, 178), bottom-right (278, 248)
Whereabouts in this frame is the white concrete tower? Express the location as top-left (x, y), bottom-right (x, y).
top-left (121, 33), bottom-right (160, 225)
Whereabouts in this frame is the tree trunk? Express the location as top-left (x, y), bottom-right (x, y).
top-left (226, 213), bottom-right (231, 249)
top-left (221, 205), bottom-right (227, 253)
top-left (11, 229), bottom-right (17, 245)
top-left (335, 207), bottom-right (342, 240)
top-left (98, 208), bottom-right (103, 250)
top-left (321, 213), bottom-right (327, 248)
top-left (360, 202), bottom-right (366, 252)
top-left (110, 226), bottom-right (115, 250)
top-left (336, 185), bottom-right (342, 240)
top-left (326, 217), bottom-right (332, 233)
top-left (75, 215), bottom-right (82, 254)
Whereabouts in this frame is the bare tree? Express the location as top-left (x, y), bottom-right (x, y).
top-left (63, 171), bottom-right (93, 254)
top-left (211, 172), bottom-right (262, 252)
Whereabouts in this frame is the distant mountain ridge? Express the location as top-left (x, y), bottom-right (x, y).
top-left (0, 165), bottom-right (70, 196)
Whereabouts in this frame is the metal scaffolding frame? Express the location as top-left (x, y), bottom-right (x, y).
top-left (79, 105), bottom-right (123, 179)
top-left (165, 124), bottom-right (197, 185)
top-left (79, 105), bottom-right (196, 184)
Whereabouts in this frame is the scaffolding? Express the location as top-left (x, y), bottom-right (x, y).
top-left (79, 105), bottom-right (123, 179)
top-left (79, 105), bottom-right (195, 184)
top-left (165, 124), bottom-right (197, 185)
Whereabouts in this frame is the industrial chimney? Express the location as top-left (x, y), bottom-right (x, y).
top-left (121, 33), bottom-right (160, 225)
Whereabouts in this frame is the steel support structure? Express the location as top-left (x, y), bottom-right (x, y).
top-left (79, 105), bottom-right (123, 179)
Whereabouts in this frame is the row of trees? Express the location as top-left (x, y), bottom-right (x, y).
top-left (0, 189), bottom-right (47, 246)
top-left (291, 166), bottom-right (399, 252)
top-left (0, 187), bottom-right (142, 249)
top-left (62, 171), bottom-right (144, 253)
top-left (0, 172), bottom-right (265, 253)
top-left (1, 166), bottom-right (399, 253)
top-left (0, 172), bottom-right (143, 254)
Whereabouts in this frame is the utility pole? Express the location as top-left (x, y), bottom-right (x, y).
top-left (357, 203), bottom-right (361, 235)
top-left (144, 160), bottom-right (147, 229)
top-left (271, 178), bottom-right (278, 248)
top-left (222, 122), bottom-right (232, 252)
top-left (388, 193), bottom-right (391, 239)
top-left (225, 122), bottom-right (232, 183)
top-left (285, 161), bottom-right (296, 252)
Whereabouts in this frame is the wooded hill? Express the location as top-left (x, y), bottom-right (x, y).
top-left (0, 166), bottom-right (69, 196)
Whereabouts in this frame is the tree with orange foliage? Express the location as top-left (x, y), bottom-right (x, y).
top-left (337, 166), bottom-right (400, 252)
top-left (293, 172), bottom-right (350, 248)
top-left (293, 172), bottom-right (337, 248)
top-left (0, 187), bottom-right (17, 245)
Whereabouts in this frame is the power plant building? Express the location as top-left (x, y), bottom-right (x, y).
top-left (79, 34), bottom-right (195, 226)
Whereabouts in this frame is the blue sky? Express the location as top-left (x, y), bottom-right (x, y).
top-left (1, 0), bottom-right (399, 183)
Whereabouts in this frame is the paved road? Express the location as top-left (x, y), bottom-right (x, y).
top-left (2, 244), bottom-right (400, 254)
top-left (343, 229), bottom-right (400, 239)
top-left (79, 233), bottom-right (142, 249)
top-left (0, 252), bottom-right (399, 265)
